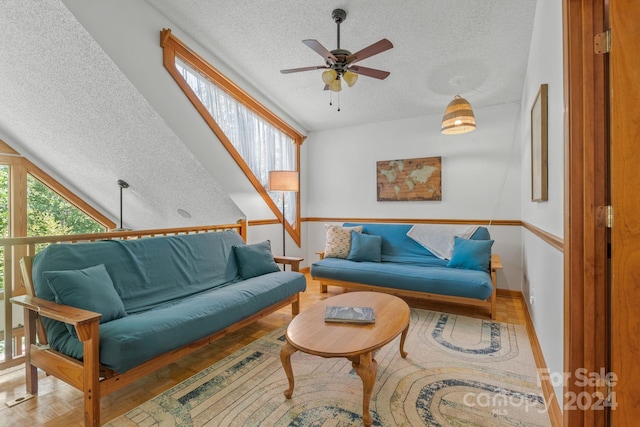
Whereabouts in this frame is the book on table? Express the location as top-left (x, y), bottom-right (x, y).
top-left (324, 306), bottom-right (375, 324)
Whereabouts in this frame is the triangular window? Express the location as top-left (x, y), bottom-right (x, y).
top-left (161, 29), bottom-right (303, 245)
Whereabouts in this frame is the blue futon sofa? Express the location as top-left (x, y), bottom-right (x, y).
top-left (311, 223), bottom-right (500, 318)
top-left (14, 229), bottom-right (305, 426)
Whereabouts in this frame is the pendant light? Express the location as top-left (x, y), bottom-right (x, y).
top-left (441, 95), bottom-right (476, 135)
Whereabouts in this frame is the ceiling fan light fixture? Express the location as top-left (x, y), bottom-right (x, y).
top-left (329, 77), bottom-right (342, 92)
top-left (322, 69), bottom-right (338, 85)
top-left (279, 8), bottom-right (393, 101)
top-left (441, 95), bottom-right (476, 135)
top-left (343, 71), bottom-right (358, 87)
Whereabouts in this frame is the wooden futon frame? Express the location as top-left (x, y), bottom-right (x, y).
top-left (8, 222), bottom-right (302, 426)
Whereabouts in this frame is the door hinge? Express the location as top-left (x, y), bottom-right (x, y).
top-left (594, 30), bottom-right (611, 54)
top-left (595, 376), bottom-right (619, 409)
top-left (596, 205), bottom-right (613, 228)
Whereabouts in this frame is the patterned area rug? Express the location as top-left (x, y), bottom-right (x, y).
top-left (106, 309), bottom-right (550, 426)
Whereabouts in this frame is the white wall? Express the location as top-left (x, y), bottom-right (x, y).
top-left (520, 0), bottom-right (565, 408)
top-left (304, 102), bottom-right (523, 289)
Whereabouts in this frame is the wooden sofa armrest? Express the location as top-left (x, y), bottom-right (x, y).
top-left (11, 295), bottom-right (101, 341)
top-left (488, 254), bottom-right (503, 320)
top-left (273, 256), bottom-right (304, 272)
top-left (490, 254), bottom-right (503, 272)
top-left (316, 251), bottom-right (325, 260)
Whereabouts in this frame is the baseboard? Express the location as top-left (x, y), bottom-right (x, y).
top-left (510, 289), bottom-right (563, 426)
top-left (496, 288), bottom-right (522, 299)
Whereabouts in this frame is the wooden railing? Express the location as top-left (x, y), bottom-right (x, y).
top-left (0, 220), bottom-right (246, 371)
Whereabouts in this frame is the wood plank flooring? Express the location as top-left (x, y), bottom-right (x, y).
top-left (0, 274), bottom-right (531, 426)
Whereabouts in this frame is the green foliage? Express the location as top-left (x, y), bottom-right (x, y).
top-left (27, 176), bottom-right (104, 236)
top-left (0, 170), bottom-right (105, 290)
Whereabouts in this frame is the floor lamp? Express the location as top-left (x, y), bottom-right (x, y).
top-left (268, 171), bottom-right (299, 256)
top-left (112, 179), bottom-right (132, 231)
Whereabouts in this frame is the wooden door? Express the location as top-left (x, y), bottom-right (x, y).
top-left (565, 0), bottom-right (640, 424)
top-left (609, 0), bottom-right (640, 424)
top-left (563, 0), bottom-right (609, 425)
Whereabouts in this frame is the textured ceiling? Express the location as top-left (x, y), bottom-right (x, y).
top-left (0, 0), bottom-right (244, 229)
top-left (146, 0), bottom-right (538, 131)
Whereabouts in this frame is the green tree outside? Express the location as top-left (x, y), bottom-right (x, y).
top-left (0, 169), bottom-right (105, 290)
top-left (27, 175), bottom-right (104, 237)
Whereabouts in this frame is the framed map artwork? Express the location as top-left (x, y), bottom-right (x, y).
top-left (376, 156), bottom-right (442, 201)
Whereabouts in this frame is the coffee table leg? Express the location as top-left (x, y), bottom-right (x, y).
top-left (350, 352), bottom-right (378, 427)
top-left (280, 341), bottom-right (298, 399)
top-left (399, 322), bottom-right (409, 358)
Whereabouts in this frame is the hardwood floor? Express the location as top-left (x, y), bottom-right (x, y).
top-left (0, 274), bottom-right (531, 426)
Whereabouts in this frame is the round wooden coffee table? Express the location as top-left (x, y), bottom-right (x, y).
top-left (280, 291), bottom-right (410, 426)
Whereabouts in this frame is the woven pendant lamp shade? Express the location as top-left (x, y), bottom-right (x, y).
top-left (441, 95), bottom-right (476, 134)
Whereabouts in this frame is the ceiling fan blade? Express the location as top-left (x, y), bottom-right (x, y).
top-left (303, 39), bottom-right (338, 64)
top-left (280, 65), bottom-right (327, 74)
top-left (345, 38), bottom-right (393, 65)
top-left (348, 65), bottom-right (390, 80)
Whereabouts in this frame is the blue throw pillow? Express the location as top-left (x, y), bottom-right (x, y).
top-left (233, 240), bottom-right (281, 279)
top-left (43, 264), bottom-right (127, 337)
top-left (347, 231), bottom-right (382, 262)
top-left (446, 237), bottom-right (494, 273)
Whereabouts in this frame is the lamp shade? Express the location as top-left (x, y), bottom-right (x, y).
top-left (343, 71), bottom-right (358, 87)
top-left (329, 78), bottom-right (342, 92)
top-left (268, 171), bottom-right (299, 192)
top-left (322, 69), bottom-right (338, 85)
top-left (441, 95), bottom-right (476, 135)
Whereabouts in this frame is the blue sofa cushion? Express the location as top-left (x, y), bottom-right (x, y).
top-left (347, 231), bottom-right (382, 262)
top-left (447, 237), bottom-right (494, 273)
top-left (54, 271), bottom-right (307, 373)
top-left (31, 231), bottom-right (247, 364)
top-left (311, 257), bottom-right (493, 300)
top-left (343, 223), bottom-right (442, 265)
top-left (342, 223), bottom-right (489, 266)
top-left (43, 264), bottom-right (126, 337)
top-left (232, 240), bottom-right (280, 279)
top-left (32, 230), bottom-right (244, 314)
top-left (30, 231), bottom-right (307, 373)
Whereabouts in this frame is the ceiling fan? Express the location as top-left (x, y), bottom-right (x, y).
top-left (280, 8), bottom-right (393, 92)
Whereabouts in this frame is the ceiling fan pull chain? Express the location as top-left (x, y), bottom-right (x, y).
top-left (329, 91), bottom-right (333, 106)
top-left (337, 92), bottom-right (341, 112)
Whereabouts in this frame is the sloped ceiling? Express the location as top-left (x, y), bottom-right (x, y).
top-left (0, 0), bottom-right (245, 230)
top-left (0, 0), bottom-right (537, 230)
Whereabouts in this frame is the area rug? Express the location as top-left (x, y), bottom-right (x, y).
top-left (105, 309), bottom-right (550, 426)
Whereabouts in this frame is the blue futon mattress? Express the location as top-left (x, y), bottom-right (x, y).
top-left (311, 258), bottom-right (492, 300)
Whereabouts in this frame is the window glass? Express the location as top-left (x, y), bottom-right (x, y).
top-left (174, 57), bottom-right (297, 225)
top-left (27, 174), bottom-right (105, 237)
